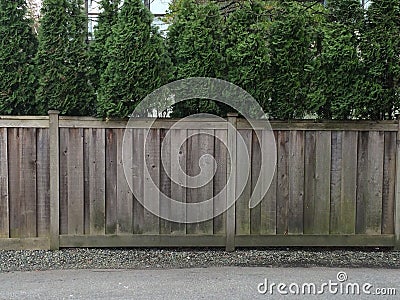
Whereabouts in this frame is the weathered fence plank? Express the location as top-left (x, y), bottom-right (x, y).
top-left (67, 128), bottom-right (84, 235)
top-left (117, 129), bottom-right (133, 234)
top-left (59, 128), bottom-right (69, 235)
top-left (170, 129), bottom-right (187, 234)
top-left (304, 131), bottom-right (316, 234)
top-left (382, 132), bottom-right (396, 234)
top-left (338, 131), bottom-right (357, 234)
top-left (366, 131), bottom-right (384, 234)
top-left (236, 129), bottom-right (252, 235)
top-left (288, 130), bottom-right (304, 234)
top-left (132, 129), bottom-right (145, 234)
top-left (250, 130), bottom-right (261, 235)
top-left (160, 128), bottom-right (172, 234)
top-left (0, 128), bottom-right (9, 237)
top-left (37, 129), bottom-right (50, 237)
top-left (105, 129), bottom-right (118, 234)
top-left (276, 131), bottom-right (289, 235)
top-left (213, 129), bottom-right (227, 235)
top-left (260, 131), bottom-right (277, 235)
top-left (8, 128), bottom-right (37, 238)
top-left (143, 129), bottom-right (160, 234)
top-left (87, 128), bottom-right (106, 235)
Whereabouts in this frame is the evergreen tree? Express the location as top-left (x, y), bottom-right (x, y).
top-left (266, 1), bottom-right (322, 119)
top-left (97, 0), bottom-right (173, 118)
top-left (167, 0), bottom-right (225, 118)
top-left (0, 0), bottom-right (37, 115)
top-left (359, 0), bottom-right (400, 119)
top-left (88, 0), bottom-right (120, 93)
top-left (309, 0), bottom-right (365, 119)
top-left (223, 0), bottom-right (273, 116)
top-left (36, 0), bottom-right (95, 115)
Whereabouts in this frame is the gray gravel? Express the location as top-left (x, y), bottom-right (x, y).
top-left (1, 248), bottom-right (399, 272)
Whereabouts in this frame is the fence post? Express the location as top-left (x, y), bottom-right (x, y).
top-left (226, 113), bottom-right (238, 251)
top-left (48, 110), bottom-right (60, 250)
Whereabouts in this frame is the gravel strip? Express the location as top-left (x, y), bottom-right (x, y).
top-left (1, 248), bottom-right (399, 272)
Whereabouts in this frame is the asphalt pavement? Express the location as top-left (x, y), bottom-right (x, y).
top-left (1, 267), bottom-right (399, 299)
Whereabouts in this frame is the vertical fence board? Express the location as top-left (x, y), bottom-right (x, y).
top-left (170, 129), bottom-right (187, 234)
top-left (304, 131), bottom-right (316, 234)
top-left (340, 131), bottom-right (357, 234)
top-left (87, 128), bottom-right (106, 235)
top-left (36, 129), bottom-right (50, 237)
top-left (67, 128), bottom-right (84, 235)
top-left (143, 129), bottom-right (160, 234)
top-left (23, 128), bottom-right (37, 238)
top-left (288, 130), bottom-right (304, 234)
top-left (213, 129), bottom-right (227, 235)
top-left (105, 129), bottom-right (118, 234)
top-left (330, 131), bottom-right (343, 234)
top-left (187, 130), bottom-right (214, 234)
top-left (8, 128), bottom-right (21, 237)
top-left (84, 129), bottom-right (90, 234)
top-left (250, 130), bottom-right (261, 234)
top-left (261, 131), bottom-right (277, 234)
top-left (133, 129), bottom-right (145, 234)
top-left (276, 131), bottom-right (289, 234)
top-left (59, 128), bottom-right (69, 234)
top-left (160, 129), bottom-right (172, 234)
top-left (382, 132), bottom-right (396, 234)
top-left (314, 131), bottom-right (331, 234)
top-left (236, 129), bottom-right (252, 235)
top-left (356, 131), bottom-right (368, 234)
top-left (117, 129), bottom-right (133, 234)
top-left (8, 129), bottom-right (37, 238)
top-left (0, 128), bottom-right (9, 237)
top-left (366, 131), bottom-right (384, 234)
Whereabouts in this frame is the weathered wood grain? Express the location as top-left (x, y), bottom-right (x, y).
top-left (186, 130), bottom-right (214, 234)
top-left (250, 130), bottom-right (261, 235)
top-left (67, 128), bottom-right (84, 235)
top-left (236, 129), bottom-right (252, 235)
top-left (132, 129), bottom-right (145, 234)
top-left (143, 129), bottom-right (160, 234)
top-left (260, 131), bottom-right (277, 235)
top-left (160, 129), bottom-right (172, 234)
top-left (36, 129), bottom-right (50, 237)
top-left (105, 129), bottom-right (118, 234)
top-left (87, 129), bottom-right (106, 235)
top-left (382, 132), bottom-right (396, 234)
top-left (276, 131), bottom-right (289, 235)
top-left (213, 129), bottom-right (227, 235)
top-left (117, 129), bottom-right (133, 234)
top-left (288, 130), bottom-right (304, 234)
top-left (170, 129), bottom-right (187, 234)
top-left (0, 128), bottom-right (9, 237)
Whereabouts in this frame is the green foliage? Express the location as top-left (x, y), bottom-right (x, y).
top-left (97, 0), bottom-right (173, 118)
top-left (167, 0), bottom-right (226, 117)
top-left (35, 0), bottom-right (95, 116)
top-left (359, 0), bottom-right (400, 119)
top-left (266, 1), bottom-right (323, 119)
top-left (308, 0), bottom-right (365, 119)
top-left (223, 0), bottom-right (274, 117)
top-left (0, 0), bottom-right (37, 115)
top-left (88, 0), bottom-right (120, 93)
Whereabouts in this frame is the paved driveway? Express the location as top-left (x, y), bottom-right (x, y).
top-left (1, 267), bottom-right (399, 299)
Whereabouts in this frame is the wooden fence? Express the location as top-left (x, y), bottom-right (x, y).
top-left (0, 112), bottom-right (399, 250)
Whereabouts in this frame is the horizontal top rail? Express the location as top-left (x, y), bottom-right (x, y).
top-left (0, 115), bottom-right (398, 131)
top-left (0, 116), bottom-right (49, 128)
